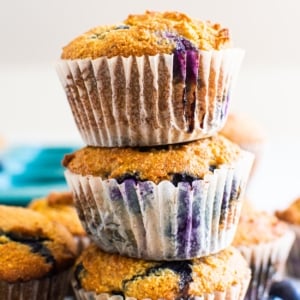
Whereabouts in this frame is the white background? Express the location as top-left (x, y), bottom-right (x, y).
top-left (0, 0), bottom-right (300, 210)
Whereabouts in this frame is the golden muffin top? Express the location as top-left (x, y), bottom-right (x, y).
top-left (63, 135), bottom-right (241, 184)
top-left (0, 205), bottom-right (76, 283)
top-left (61, 11), bottom-right (231, 59)
top-left (74, 244), bottom-right (249, 299)
top-left (276, 197), bottom-right (300, 225)
top-left (28, 191), bottom-right (86, 237)
top-left (233, 209), bottom-right (289, 246)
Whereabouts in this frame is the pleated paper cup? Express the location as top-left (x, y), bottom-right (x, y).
top-left (56, 49), bottom-right (244, 147)
top-left (72, 277), bottom-right (250, 300)
top-left (0, 270), bottom-right (71, 300)
top-left (236, 230), bottom-right (295, 300)
top-left (73, 236), bottom-right (90, 256)
top-left (65, 150), bottom-right (253, 261)
top-left (285, 225), bottom-right (300, 277)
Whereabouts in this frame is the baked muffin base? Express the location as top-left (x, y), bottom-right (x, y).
top-left (0, 270), bottom-right (71, 300)
top-left (285, 225), bottom-right (300, 277)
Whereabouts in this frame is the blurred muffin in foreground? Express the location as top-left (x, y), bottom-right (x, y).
top-left (28, 191), bottom-right (89, 255)
top-left (233, 207), bottom-right (295, 300)
top-left (0, 205), bottom-right (76, 300)
top-left (63, 135), bottom-right (254, 260)
top-left (220, 112), bottom-right (266, 179)
top-left (72, 244), bottom-right (250, 300)
top-left (276, 197), bottom-right (300, 277)
top-left (57, 10), bottom-right (244, 147)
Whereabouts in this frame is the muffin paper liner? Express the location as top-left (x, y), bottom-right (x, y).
top-left (65, 150), bottom-right (253, 260)
top-left (0, 270), bottom-right (71, 300)
top-left (72, 275), bottom-right (250, 300)
top-left (236, 230), bottom-right (295, 300)
top-left (285, 224), bottom-right (300, 277)
top-left (74, 235), bottom-right (91, 256)
top-left (56, 49), bottom-right (244, 147)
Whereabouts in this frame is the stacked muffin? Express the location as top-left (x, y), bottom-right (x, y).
top-left (233, 202), bottom-right (295, 300)
top-left (57, 11), bottom-right (254, 299)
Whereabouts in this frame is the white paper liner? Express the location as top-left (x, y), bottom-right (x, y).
top-left (236, 230), bottom-right (295, 300)
top-left (56, 49), bottom-right (244, 147)
top-left (65, 150), bottom-right (253, 260)
top-left (72, 275), bottom-right (250, 300)
top-left (74, 235), bottom-right (91, 256)
top-left (285, 224), bottom-right (300, 277)
top-left (0, 270), bottom-right (71, 300)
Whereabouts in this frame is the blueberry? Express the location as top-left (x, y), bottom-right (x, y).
top-left (114, 25), bottom-right (130, 30)
top-left (115, 172), bottom-right (141, 184)
top-left (269, 280), bottom-right (300, 300)
top-left (163, 32), bottom-right (197, 52)
top-left (170, 172), bottom-right (199, 187)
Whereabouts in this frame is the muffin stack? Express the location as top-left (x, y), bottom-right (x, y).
top-left (56, 11), bottom-right (254, 299)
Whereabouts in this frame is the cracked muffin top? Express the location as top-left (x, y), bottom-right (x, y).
top-left (63, 135), bottom-right (242, 184)
top-left (28, 191), bottom-right (86, 237)
top-left (61, 10), bottom-right (231, 59)
top-left (74, 244), bottom-right (249, 299)
top-left (275, 197), bottom-right (300, 225)
top-left (0, 205), bottom-right (76, 283)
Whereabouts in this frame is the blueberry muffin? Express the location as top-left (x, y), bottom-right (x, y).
top-left (0, 205), bottom-right (76, 300)
top-left (275, 197), bottom-right (300, 277)
top-left (233, 209), bottom-right (295, 300)
top-left (63, 134), bottom-right (253, 260)
top-left (220, 112), bottom-right (266, 180)
top-left (72, 244), bottom-right (250, 300)
top-left (56, 11), bottom-right (244, 147)
top-left (28, 191), bottom-right (89, 255)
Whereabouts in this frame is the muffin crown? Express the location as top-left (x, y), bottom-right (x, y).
top-left (233, 210), bottom-right (289, 246)
top-left (61, 10), bottom-right (231, 59)
top-left (29, 192), bottom-right (86, 237)
top-left (74, 244), bottom-right (249, 299)
top-left (0, 205), bottom-right (76, 282)
top-left (63, 135), bottom-right (241, 184)
top-left (276, 197), bottom-right (300, 225)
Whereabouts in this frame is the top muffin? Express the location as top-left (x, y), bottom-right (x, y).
top-left (61, 11), bottom-right (230, 59)
top-left (57, 11), bottom-right (244, 147)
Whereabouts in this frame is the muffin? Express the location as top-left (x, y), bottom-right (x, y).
top-left (233, 208), bottom-right (295, 300)
top-left (220, 112), bottom-right (266, 179)
top-left (0, 205), bottom-right (77, 300)
top-left (28, 191), bottom-right (89, 255)
top-left (275, 197), bottom-right (300, 277)
top-left (63, 134), bottom-right (254, 260)
top-left (56, 11), bottom-right (244, 147)
top-left (72, 244), bottom-right (250, 300)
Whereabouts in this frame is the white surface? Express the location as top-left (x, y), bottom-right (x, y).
top-left (247, 140), bottom-right (300, 213)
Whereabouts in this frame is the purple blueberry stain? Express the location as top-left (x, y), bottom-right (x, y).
top-left (124, 179), bottom-right (142, 215)
top-left (138, 181), bottom-right (155, 210)
top-left (176, 182), bottom-right (193, 258)
top-left (189, 182), bottom-right (203, 257)
top-left (163, 32), bottom-right (199, 132)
